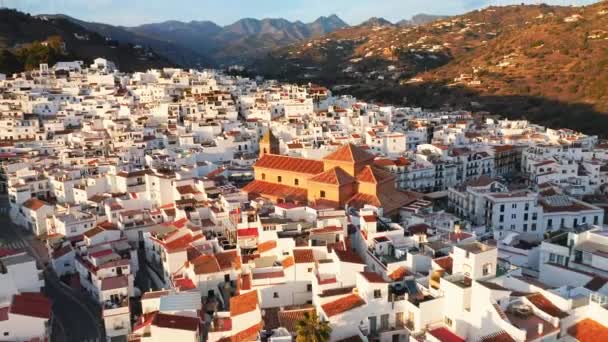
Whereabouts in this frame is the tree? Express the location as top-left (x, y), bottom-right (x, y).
top-left (295, 311), bottom-right (332, 342)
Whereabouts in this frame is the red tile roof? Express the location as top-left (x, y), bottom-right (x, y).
top-left (309, 167), bottom-right (355, 185)
top-left (255, 154), bottom-right (323, 175)
top-left (152, 313), bottom-right (200, 332)
top-left (257, 240), bottom-right (277, 253)
top-left (568, 319), bottom-right (608, 342)
top-left (191, 255), bottom-right (221, 275)
top-left (237, 228), bottom-right (259, 238)
top-left (360, 271), bottom-right (388, 283)
top-left (388, 267), bottom-right (410, 281)
top-left (323, 143), bottom-right (374, 163)
top-left (278, 308), bottom-right (315, 333)
top-left (101, 275), bottom-right (129, 291)
top-left (334, 249), bottom-right (365, 264)
top-left (282, 256), bottom-right (295, 269)
top-left (479, 331), bottom-right (515, 342)
top-left (428, 327), bottom-right (465, 342)
top-left (356, 165), bottom-right (395, 184)
top-left (22, 198), bottom-right (47, 211)
top-left (174, 277), bottom-right (197, 291)
top-left (242, 180), bottom-right (308, 202)
top-left (230, 290), bottom-right (258, 316)
top-left (216, 250), bottom-right (241, 270)
top-left (293, 249), bottom-right (314, 263)
top-left (433, 256), bottom-right (452, 274)
top-left (10, 293), bottom-right (51, 319)
top-left (527, 293), bottom-right (568, 318)
top-left (321, 294), bottom-right (365, 317)
top-left (231, 322), bottom-right (262, 342)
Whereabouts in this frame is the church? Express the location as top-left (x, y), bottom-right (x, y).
top-left (243, 131), bottom-right (417, 217)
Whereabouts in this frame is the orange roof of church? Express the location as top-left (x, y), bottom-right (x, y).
top-left (242, 180), bottom-right (308, 202)
top-left (254, 154), bottom-right (323, 175)
top-left (356, 165), bottom-right (395, 184)
top-left (323, 143), bottom-right (375, 163)
top-left (309, 167), bottom-right (356, 185)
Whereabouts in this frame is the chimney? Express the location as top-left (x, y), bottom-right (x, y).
top-left (537, 322), bottom-right (544, 335)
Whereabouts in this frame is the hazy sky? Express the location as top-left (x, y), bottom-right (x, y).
top-left (4, 0), bottom-right (600, 26)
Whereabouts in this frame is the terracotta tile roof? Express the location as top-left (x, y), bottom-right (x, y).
top-left (293, 249), bottom-right (314, 263)
top-left (360, 271), bottom-right (388, 283)
top-left (152, 312), bottom-right (200, 332)
top-left (10, 292), bottom-right (51, 319)
top-left (176, 185), bottom-right (200, 195)
top-left (101, 275), bottom-right (129, 291)
top-left (240, 274), bottom-right (252, 291)
top-left (348, 189), bottom-right (416, 215)
top-left (323, 143), bottom-right (374, 163)
top-left (22, 198), bottom-right (47, 211)
top-left (568, 319), bottom-right (608, 342)
top-left (308, 167), bottom-right (355, 185)
top-left (434, 256), bottom-right (453, 274)
top-left (281, 256), bottom-right (295, 269)
top-left (321, 294), bottom-right (365, 317)
top-left (216, 250), bottom-right (242, 270)
top-left (428, 327), bottom-right (465, 342)
top-left (242, 180), bottom-right (308, 202)
top-left (237, 228), bottom-right (259, 238)
top-left (278, 308), bottom-right (315, 333)
top-left (388, 267), bottom-right (410, 281)
top-left (231, 322), bottom-right (262, 342)
top-left (334, 249), bottom-right (365, 264)
top-left (527, 293), bottom-right (569, 318)
top-left (479, 331), bottom-right (515, 342)
top-left (257, 240), bottom-right (277, 253)
top-left (254, 154), bottom-right (323, 175)
top-left (174, 277), bottom-right (196, 291)
top-left (230, 290), bottom-right (258, 316)
top-left (191, 255), bottom-right (221, 275)
top-left (356, 165), bottom-right (395, 184)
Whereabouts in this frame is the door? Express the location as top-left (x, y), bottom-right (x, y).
top-left (369, 316), bottom-right (377, 334)
top-left (396, 312), bottom-right (404, 327)
top-left (381, 314), bottom-right (389, 331)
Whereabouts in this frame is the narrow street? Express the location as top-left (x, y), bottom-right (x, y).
top-left (0, 196), bottom-right (104, 342)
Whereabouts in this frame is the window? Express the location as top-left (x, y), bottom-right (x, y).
top-left (307, 284), bottom-right (312, 292)
top-left (373, 290), bottom-right (382, 299)
top-left (261, 173), bottom-right (266, 180)
top-left (582, 217), bottom-right (587, 223)
top-left (500, 204), bottom-right (505, 212)
top-left (320, 190), bottom-right (326, 198)
top-left (307, 268), bottom-right (312, 273)
top-left (444, 317), bottom-right (453, 327)
top-left (512, 203), bottom-right (517, 209)
top-left (549, 253), bottom-right (556, 263)
top-left (525, 203), bottom-right (530, 211)
top-left (547, 219), bottom-right (553, 228)
top-left (594, 216), bottom-right (599, 225)
top-left (499, 215), bottom-right (504, 223)
top-left (523, 224), bottom-right (528, 232)
top-left (273, 292), bottom-right (279, 298)
top-left (524, 213), bottom-right (529, 221)
top-left (294, 178), bottom-right (299, 186)
top-left (532, 213), bottom-right (538, 220)
top-left (277, 176), bottom-right (282, 183)
top-left (531, 223), bottom-right (537, 231)
top-left (483, 263), bottom-right (493, 276)
top-left (511, 214), bottom-right (516, 219)
top-left (574, 218), bottom-right (578, 227)
top-left (510, 224), bottom-right (515, 230)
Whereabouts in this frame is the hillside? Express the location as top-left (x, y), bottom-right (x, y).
top-left (127, 15), bottom-right (349, 65)
top-left (46, 15), bottom-right (210, 67)
top-left (0, 9), bottom-right (172, 74)
top-left (252, 3), bottom-right (608, 136)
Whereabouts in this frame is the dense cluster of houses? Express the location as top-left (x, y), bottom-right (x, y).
top-left (1, 58), bottom-right (608, 342)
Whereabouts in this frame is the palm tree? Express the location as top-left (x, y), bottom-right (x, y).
top-left (295, 311), bottom-right (332, 342)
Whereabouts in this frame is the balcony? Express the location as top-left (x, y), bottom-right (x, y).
top-left (103, 295), bottom-right (129, 317)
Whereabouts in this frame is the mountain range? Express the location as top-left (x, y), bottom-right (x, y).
top-left (252, 2), bottom-right (608, 136)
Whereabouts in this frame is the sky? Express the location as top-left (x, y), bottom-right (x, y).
top-left (3, 0), bottom-right (601, 26)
